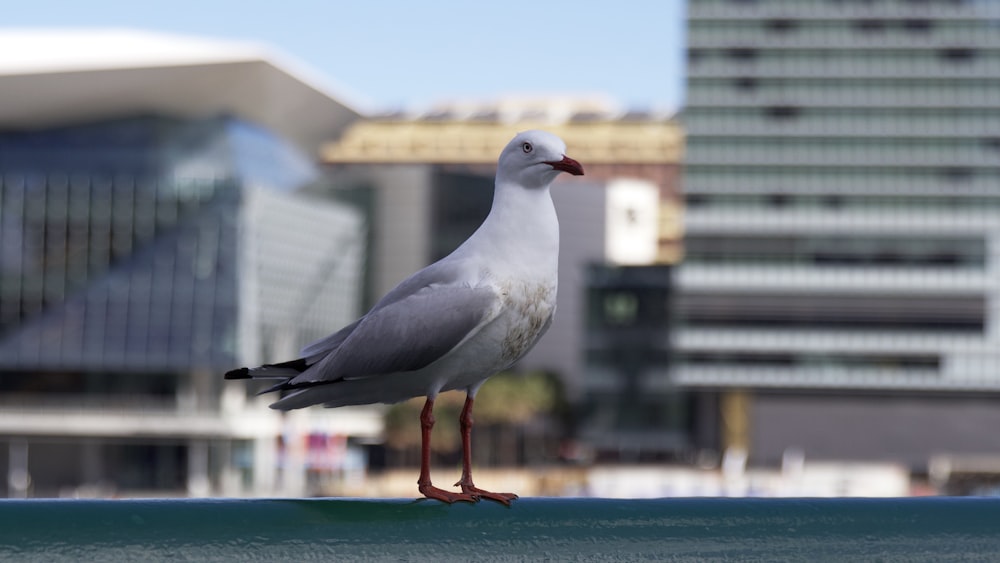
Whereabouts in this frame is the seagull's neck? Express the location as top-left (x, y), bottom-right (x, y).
top-left (466, 180), bottom-right (559, 278)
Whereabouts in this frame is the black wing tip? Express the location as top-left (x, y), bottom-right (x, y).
top-left (275, 358), bottom-right (310, 372)
top-left (224, 367), bottom-right (250, 380)
top-left (224, 358), bottom-right (310, 381)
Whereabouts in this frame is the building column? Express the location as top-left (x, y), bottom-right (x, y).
top-left (280, 412), bottom-right (308, 497)
top-left (217, 439), bottom-right (240, 497)
top-left (987, 233), bottom-right (1000, 341)
top-left (7, 439), bottom-right (29, 498)
top-left (187, 439), bottom-right (210, 497)
top-left (720, 390), bottom-right (751, 457)
top-left (254, 435), bottom-right (277, 496)
top-left (81, 439), bottom-right (103, 489)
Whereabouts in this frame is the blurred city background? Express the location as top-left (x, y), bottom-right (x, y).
top-left (1, 0), bottom-right (999, 499)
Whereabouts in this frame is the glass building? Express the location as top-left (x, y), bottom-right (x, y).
top-left (679, 0), bottom-right (1000, 471)
top-left (0, 30), bottom-right (365, 498)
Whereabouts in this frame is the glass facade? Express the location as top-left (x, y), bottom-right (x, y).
top-left (582, 264), bottom-right (696, 461)
top-left (679, 0), bottom-right (1000, 392)
top-left (0, 115), bottom-right (320, 373)
top-left (429, 170), bottom-right (494, 263)
top-left (0, 114), bottom-right (364, 497)
top-left (0, 175), bottom-right (240, 372)
top-left (0, 115), bottom-right (317, 188)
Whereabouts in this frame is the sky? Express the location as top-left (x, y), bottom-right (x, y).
top-left (0, 0), bottom-right (686, 114)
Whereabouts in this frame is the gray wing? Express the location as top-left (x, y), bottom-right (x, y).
top-left (287, 282), bottom-right (498, 386)
top-left (298, 258), bottom-right (470, 364)
top-left (300, 318), bottom-right (363, 364)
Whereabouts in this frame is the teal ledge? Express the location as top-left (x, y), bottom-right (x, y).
top-left (1, 497), bottom-right (999, 561)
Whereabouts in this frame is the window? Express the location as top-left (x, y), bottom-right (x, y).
top-left (941, 167), bottom-right (973, 183)
top-left (902, 19), bottom-right (933, 34)
top-left (854, 19), bottom-right (887, 34)
top-left (734, 77), bottom-right (758, 91)
top-left (765, 19), bottom-right (797, 33)
top-left (764, 105), bottom-right (801, 121)
top-left (940, 48), bottom-right (976, 63)
top-left (677, 293), bottom-right (986, 332)
top-left (727, 48), bottom-right (758, 63)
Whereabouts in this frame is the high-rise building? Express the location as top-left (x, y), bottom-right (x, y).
top-left (679, 0), bottom-right (1000, 470)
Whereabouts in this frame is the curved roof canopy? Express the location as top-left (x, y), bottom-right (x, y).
top-left (0, 29), bottom-right (363, 153)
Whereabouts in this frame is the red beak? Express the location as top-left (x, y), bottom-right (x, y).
top-left (545, 155), bottom-right (584, 176)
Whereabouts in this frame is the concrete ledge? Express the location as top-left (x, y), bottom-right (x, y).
top-left (2, 497), bottom-right (999, 561)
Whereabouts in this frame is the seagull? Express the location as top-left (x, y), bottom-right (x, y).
top-left (225, 130), bottom-right (584, 505)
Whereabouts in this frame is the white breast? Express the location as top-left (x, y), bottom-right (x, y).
top-left (497, 280), bottom-right (557, 365)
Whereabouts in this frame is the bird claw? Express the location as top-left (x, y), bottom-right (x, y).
top-left (455, 482), bottom-right (519, 506)
top-left (418, 483), bottom-right (479, 504)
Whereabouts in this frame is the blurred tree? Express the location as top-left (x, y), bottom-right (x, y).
top-left (382, 371), bottom-right (561, 463)
top-left (468, 370), bottom-right (559, 425)
top-left (383, 391), bottom-right (464, 453)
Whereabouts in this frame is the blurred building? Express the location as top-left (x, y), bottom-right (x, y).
top-left (681, 0), bottom-right (1000, 472)
top-left (0, 29), bottom-right (370, 497)
top-left (319, 99), bottom-right (693, 460)
top-left (584, 264), bottom-right (691, 461)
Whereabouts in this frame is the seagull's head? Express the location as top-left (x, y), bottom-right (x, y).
top-left (497, 130), bottom-right (584, 190)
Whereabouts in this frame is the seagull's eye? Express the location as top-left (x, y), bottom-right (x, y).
top-left (522, 142), bottom-right (533, 154)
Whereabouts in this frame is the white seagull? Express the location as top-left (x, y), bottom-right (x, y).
top-left (225, 130), bottom-right (584, 505)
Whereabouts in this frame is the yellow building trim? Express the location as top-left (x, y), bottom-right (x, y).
top-left (321, 120), bottom-right (684, 165)
top-left (721, 390), bottom-right (752, 454)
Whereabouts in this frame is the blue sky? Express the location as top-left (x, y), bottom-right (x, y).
top-left (1, 0), bottom-right (686, 113)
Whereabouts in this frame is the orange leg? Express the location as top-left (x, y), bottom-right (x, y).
top-left (417, 397), bottom-right (477, 504)
top-left (454, 395), bottom-right (519, 506)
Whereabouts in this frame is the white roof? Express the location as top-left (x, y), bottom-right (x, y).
top-left (0, 28), bottom-right (364, 153)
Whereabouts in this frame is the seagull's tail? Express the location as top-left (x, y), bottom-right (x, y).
top-left (224, 358), bottom-right (310, 394)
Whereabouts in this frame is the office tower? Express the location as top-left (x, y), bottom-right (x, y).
top-left (680, 0), bottom-right (1000, 470)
